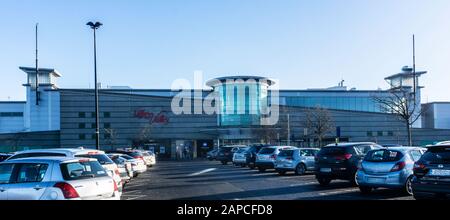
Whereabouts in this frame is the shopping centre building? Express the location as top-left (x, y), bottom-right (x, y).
top-left (1, 66), bottom-right (450, 159)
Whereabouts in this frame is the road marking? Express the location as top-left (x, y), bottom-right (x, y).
top-left (319, 188), bottom-right (359, 196)
top-left (188, 168), bottom-right (217, 177)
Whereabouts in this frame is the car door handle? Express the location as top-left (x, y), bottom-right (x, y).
top-left (34, 187), bottom-right (44, 191)
top-left (0, 188), bottom-right (5, 192)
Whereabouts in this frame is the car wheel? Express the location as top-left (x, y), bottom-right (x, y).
top-left (350, 172), bottom-right (359, 186)
top-left (221, 161), bottom-right (228, 165)
top-left (359, 186), bottom-right (373, 195)
top-left (278, 171), bottom-right (286, 176)
top-left (258, 168), bottom-right (266, 173)
top-left (405, 176), bottom-right (413, 196)
top-left (249, 164), bottom-right (256, 170)
top-left (241, 164), bottom-right (246, 168)
top-left (317, 176), bottom-right (331, 186)
top-left (295, 164), bottom-right (306, 176)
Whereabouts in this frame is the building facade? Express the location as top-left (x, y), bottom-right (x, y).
top-left (1, 66), bottom-right (450, 159)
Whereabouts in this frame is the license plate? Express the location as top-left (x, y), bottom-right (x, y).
top-left (367, 177), bottom-right (386, 184)
top-left (429, 169), bottom-right (450, 176)
top-left (320, 168), bottom-right (332, 173)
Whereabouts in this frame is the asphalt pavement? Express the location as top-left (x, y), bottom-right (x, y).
top-left (121, 160), bottom-right (413, 200)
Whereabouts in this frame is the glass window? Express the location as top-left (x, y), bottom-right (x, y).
top-left (104, 123), bottom-right (111, 129)
top-left (8, 153), bottom-right (67, 160)
top-left (354, 145), bottom-right (373, 155)
top-left (104, 112), bottom-right (111, 118)
top-left (410, 150), bottom-right (423, 162)
top-left (364, 150), bottom-right (404, 162)
top-left (60, 161), bottom-right (108, 181)
top-left (367, 131), bottom-right (373, 137)
top-left (78, 112), bottom-right (86, 118)
top-left (0, 164), bottom-right (15, 184)
top-left (78, 123), bottom-right (86, 129)
top-left (16, 164), bottom-right (49, 183)
top-left (79, 134), bottom-right (86, 140)
top-left (259, 148), bottom-right (276, 154)
top-left (377, 131), bottom-right (383, 137)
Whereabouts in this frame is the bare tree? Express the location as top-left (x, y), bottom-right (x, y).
top-left (104, 128), bottom-right (118, 150)
top-left (133, 124), bottom-right (153, 147)
top-left (252, 126), bottom-right (279, 145)
top-left (303, 106), bottom-right (335, 148)
top-left (372, 88), bottom-right (426, 146)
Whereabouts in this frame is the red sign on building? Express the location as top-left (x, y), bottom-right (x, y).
top-left (134, 109), bottom-right (170, 125)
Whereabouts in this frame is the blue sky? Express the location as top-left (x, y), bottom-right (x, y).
top-left (1, 0), bottom-right (449, 102)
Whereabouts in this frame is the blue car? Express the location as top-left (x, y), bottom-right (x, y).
top-left (357, 147), bottom-right (427, 195)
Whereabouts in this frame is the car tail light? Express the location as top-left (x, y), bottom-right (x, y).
top-left (335, 154), bottom-right (353, 160)
top-left (113, 180), bottom-right (119, 192)
top-left (390, 161), bottom-right (406, 172)
top-left (414, 162), bottom-right (426, 171)
top-left (54, 182), bottom-right (80, 199)
top-left (357, 162), bottom-right (365, 172)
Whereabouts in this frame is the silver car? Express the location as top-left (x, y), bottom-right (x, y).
top-left (232, 147), bottom-right (250, 167)
top-left (357, 147), bottom-right (427, 195)
top-left (255, 146), bottom-right (297, 172)
top-left (0, 157), bottom-right (120, 200)
top-left (275, 148), bottom-right (320, 175)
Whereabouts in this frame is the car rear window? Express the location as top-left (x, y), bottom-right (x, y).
top-left (278, 150), bottom-right (294, 157)
top-left (75, 154), bottom-right (114, 165)
top-left (219, 148), bottom-right (233, 152)
top-left (364, 150), bottom-right (404, 162)
top-left (319, 147), bottom-right (346, 156)
top-left (9, 152), bottom-right (67, 160)
top-left (421, 147), bottom-right (450, 163)
top-left (259, 148), bottom-right (276, 154)
top-left (60, 161), bottom-right (108, 180)
top-left (120, 155), bottom-right (134, 160)
top-left (142, 152), bottom-right (150, 156)
top-left (129, 152), bottom-right (143, 157)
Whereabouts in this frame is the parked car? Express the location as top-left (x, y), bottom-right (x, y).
top-left (118, 154), bottom-right (147, 177)
top-left (216, 146), bottom-right (245, 165)
top-left (107, 150), bottom-right (147, 165)
top-left (256, 146), bottom-right (297, 172)
top-left (245, 144), bottom-right (270, 169)
top-left (0, 157), bottom-right (120, 200)
top-left (0, 154), bottom-right (12, 162)
top-left (275, 148), bottom-right (320, 175)
top-left (412, 144), bottom-right (450, 200)
top-left (357, 147), bottom-right (427, 195)
top-left (206, 149), bottom-right (219, 161)
top-left (383, 144), bottom-right (403, 148)
top-left (232, 147), bottom-right (250, 167)
top-left (7, 148), bottom-right (124, 192)
top-left (435, 141), bottom-right (450, 145)
top-left (142, 151), bottom-right (156, 167)
top-left (108, 154), bottom-right (133, 185)
top-left (315, 142), bottom-right (384, 186)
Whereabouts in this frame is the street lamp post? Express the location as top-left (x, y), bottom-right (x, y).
top-left (87, 21), bottom-right (103, 150)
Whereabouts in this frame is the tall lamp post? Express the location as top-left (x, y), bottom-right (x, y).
top-left (87, 21), bottom-right (103, 150)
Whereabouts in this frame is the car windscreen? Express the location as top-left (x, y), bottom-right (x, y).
top-left (318, 147), bottom-right (346, 156)
top-left (128, 152), bottom-right (143, 157)
top-left (421, 147), bottom-right (450, 163)
top-left (60, 161), bottom-right (108, 180)
top-left (259, 148), bottom-right (276, 155)
top-left (364, 150), bottom-right (404, 162)
top-left (278, 150), bottom-right (294, 157)
top-left (75, 154), bottom-right (114, 165)
top-left (236, 148), bottom-right (249, 154)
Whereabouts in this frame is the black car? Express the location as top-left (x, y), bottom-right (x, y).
top-left (206, 149), bottom-right (219, 161)
top-left (315, 142), bottom-right (383, 186)
top-left (0, 154), bottom-right (12, 162)
top-left (412, 145), bottom-right (450, 200)
top-left (245, 144), bottom-right (271, 169)
top-left (216, 146), bottom-right (239, 165)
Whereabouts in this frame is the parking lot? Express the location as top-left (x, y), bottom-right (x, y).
top-left (122, 160), bottom-right (413, 200)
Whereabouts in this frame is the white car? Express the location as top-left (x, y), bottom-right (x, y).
top-left (7, 148), bottom-right (124, 193)
top-left (119, 154), bottom-right (147, 177)
top-left (142, 151), bottom-right (156, 167)
top-left (0, 157), bottom-right (120, 200)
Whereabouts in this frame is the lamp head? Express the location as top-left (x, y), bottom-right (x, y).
top-left (86, 21), bottom-right (103, 29)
